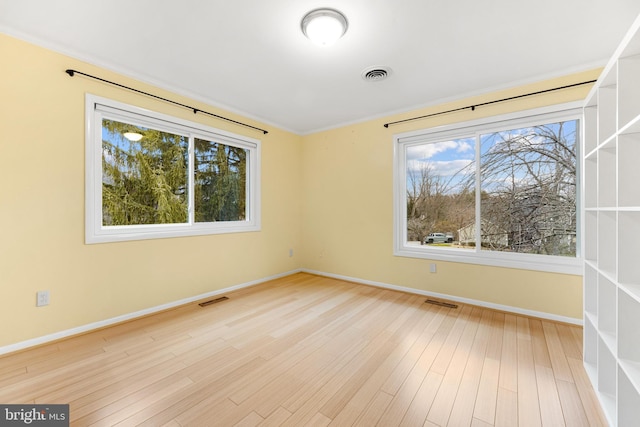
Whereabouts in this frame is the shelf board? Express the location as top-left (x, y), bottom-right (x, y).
top-left (584, 147), bottom-right (597, 160)
top-left (600, 330), bottom-right (617, 357)
top-left (596, 268), bottom-right (617, 285)
top-left (621, 23), bottom-right (640, 58)
top-left (585, 310), bottom-right (598, 327)
top-left (584, 259), bottom-right (597, 269)
top-left (620, 359), bottom-right (640, 396)
top-left (597, 133), bottom-right (617, 150)
top-left (585, 93), bottom-right (598, 108)
top-left (584, 361), bottom-right (598, 390)
top-left (598, 391), bottom-right (617, 427)
top-left (619, 282), bottom-right (640, 304)
top-left (619, 113), bottom-right (640, 136)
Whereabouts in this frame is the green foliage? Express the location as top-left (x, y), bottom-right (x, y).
top-left (102, 120), bottom-right (188, 225)
top-left (194, 138), bottom-right (247, 222)
top-left (101, 119), bottom-right (248, 227)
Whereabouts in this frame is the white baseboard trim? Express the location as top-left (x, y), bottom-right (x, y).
top-left (0, 269), bottom-right (302, 356)
top-left (302, 269), bottom-right (583, 326)
top-left (1, 267), bottom-right (581, 356)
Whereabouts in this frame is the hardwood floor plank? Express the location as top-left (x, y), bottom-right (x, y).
top-left (234, 411), bottom-right (264, 427)
top-left (136, 357), bottom-right (267, 427)
top-left (0, 273), bottom-right (603, 427)
top-left (495, 387), bottom-right (518, 427)
top-left (516, 317), bottom-right (542, 427)
top-left (70, 358), bottom-right (188, 420)
top-left (280, 331), bottom-right (369, 414)
top-left (499, 314), bottom-right (518, 393)
top-left (542, 321), bottom-right (574, 383)
top-left (352, 390), bottom-right (393, 427)
top-left (257, 407), bottom-right (292, 426)
top-left (324, 302), bottom-right (436, 425)
top-left (566, 356), bottom-right (608, 426)
top-left (471, 417), bottom-right (494, 427)
top-left (530, 319), bottom-right (552, 368)
top-left (556, 379), bottom-right (590, 427)
top-left (380, 306), bottom-right (454, 395)
top-left (535, 364), bottom-right (565, 427)
top-left (376, 309), bottom-right (456, 426)
top-left (175, 397), bottom-right (237, 427)
top-left (448, 308), bottom-right (494, 426)
top-left (427, 307), bottom-right (482, 426)
top-left (80, 377), bottom-right (194, 426)
top-left (474, 357), bottom-right (500, 425)
top-left (279, 330), bottom-right (397, 426)
top-left (473, 311), bottom-right (505, 424)
top-left (429, 305), bottom-right (474, 375)
top-left (556, 324), bottom-right (583, 360)
top-left (398, 370), bottom-right (443, 427)
top-left (307, 412), bottom-right (332, 427)
top-left (0, 350), bottom-right (130, 404)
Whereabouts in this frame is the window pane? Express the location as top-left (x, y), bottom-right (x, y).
top-left (194, 138), bottom-right (248, 222)
top-left (102, 119), bottom-right (189, 226)
top-left (405, 138), bottom-right (475, 247)
top-left (479, 120), bottom-right (577, 256)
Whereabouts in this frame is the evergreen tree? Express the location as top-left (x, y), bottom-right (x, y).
top-left (102, 120), bottom-right (188, 225)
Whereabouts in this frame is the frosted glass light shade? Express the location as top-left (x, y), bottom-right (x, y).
top-left (123, 132), bottom-right (143, 142)
top-left (301, 9), bottom-right (348, 46)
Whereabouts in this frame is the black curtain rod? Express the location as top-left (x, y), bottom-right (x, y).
top-left (383, 79), bottom-right (597, 129)
top-left (65, 69), bottom-right (268, 135)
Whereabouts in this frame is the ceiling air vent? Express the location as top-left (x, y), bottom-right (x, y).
top-left (361, 66), bottom-right (392, 82)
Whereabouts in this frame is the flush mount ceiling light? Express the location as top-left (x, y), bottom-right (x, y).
top-left (301, 8), bottom-right (348, 46)
top-left (123, 132), bottom-right (143, 142)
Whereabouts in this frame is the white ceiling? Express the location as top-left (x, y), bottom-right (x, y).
top-left (1, 0), bottom-right (639, 134)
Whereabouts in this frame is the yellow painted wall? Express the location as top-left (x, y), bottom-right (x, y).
top-left (299, 70), bottom-right (599, 320)
top-left (0, 34), bottom-right (303, 347)
top-left (0, 32), bottom-right (594, 349)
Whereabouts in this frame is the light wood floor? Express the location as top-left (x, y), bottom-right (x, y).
top-left (0, 273), bottom-right (606, 426)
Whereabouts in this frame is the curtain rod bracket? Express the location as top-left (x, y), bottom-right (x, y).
top-left (64, 68), bottom-right (268, 135)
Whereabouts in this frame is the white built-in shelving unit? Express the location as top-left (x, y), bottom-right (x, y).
top-left (583, 12), bottom-right (640, 427)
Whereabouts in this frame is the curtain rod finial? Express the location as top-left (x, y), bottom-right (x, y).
top-left (65, 69), bottom-right (75, 77)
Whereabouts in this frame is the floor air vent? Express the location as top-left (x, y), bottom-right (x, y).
top-left (198, 296), bottom-right (229, 307)
top-left (425, 299), bottom-right (458, 309)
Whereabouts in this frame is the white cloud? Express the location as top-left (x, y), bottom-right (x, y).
top-left (406, 140), bottom-right (465, 161)
top-left (456, 141), bottom-right (473, 153)
top-left (432, 159), bottom-right (474, 176)
top-left (407, 159), bottom-right (473, 177)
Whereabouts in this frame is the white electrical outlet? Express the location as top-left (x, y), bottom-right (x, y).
top-left (37, 290), bottom-right (50, 307)
top-left (289, 248), bottom-right (294, 257)
top-left (430, 263), bottom-right (437, 273)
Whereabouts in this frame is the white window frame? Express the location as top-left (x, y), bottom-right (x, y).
top-left (393, 102), bottom-right (583, 275)
top-left (86, 94), bottom-right (261, 244)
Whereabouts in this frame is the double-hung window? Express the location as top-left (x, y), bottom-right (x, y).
top-left (86, 94), bottom-right (260, 243)
top-left (394, 103), bottom-right (582, 274)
